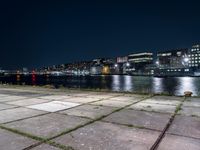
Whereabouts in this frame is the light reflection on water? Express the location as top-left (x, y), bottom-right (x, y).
top-left (110, 75), bottom-right (199, 96)
top-left (152, 77), bottom-right (164, 94)
top-left (1, 75), bottom-right (200, 96)
top-left (124, 75), bottom-right (133, 91)
top-left (176, 77), bottom-right (197, 96)
top-left (112, 75), bottom-right (134, 91)
top-left (112, 75), bottom-right (121, 91)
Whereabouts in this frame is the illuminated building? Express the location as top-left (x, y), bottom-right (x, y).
top-left (128, 52), bottom-right (153, 63)
top-left (157, 49), bottom-right (188, 69)
top-left (155, 49), bottom-right (192, 76)
top-left (188, 44), bottom-right (200, 68)
top-left (102, 66), bottom-right (110, 74)
top-left (90, 66), bottom-right (102, 75)
top-left (127, 52), bottom-right (153, 74)
top-left (117, 56), bottom-right (128, 63)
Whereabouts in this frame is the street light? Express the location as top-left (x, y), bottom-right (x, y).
top-left (114, 64), bottom-right (118, 67)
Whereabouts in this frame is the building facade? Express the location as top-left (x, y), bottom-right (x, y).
top-left (155, 49), bottom-right (192, 76)
top-left (127, 52), bottom-right (153, 74)
top-left (188, 44), bottom-right (200, 68)
top-left (157, 49), bottom-right (188, 69)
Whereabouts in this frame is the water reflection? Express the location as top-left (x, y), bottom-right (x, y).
top-left (124, 75), bottom-right (133, 91)
top-left (1, 75), bottom-right (200, 96)
top-left (112, 75), bottom-right (121, 91)
top-left (152, 77), bottom-right (164, 94)
top-left (32, 73), bottom-right (36, 85)
top-left (176, 77), bottom-right (197, 96)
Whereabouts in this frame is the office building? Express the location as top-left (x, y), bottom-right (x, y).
top-left (188, 44), bottom-right (200, 68)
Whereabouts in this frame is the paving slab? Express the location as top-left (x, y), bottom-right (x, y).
top-left (0, 94), bottom-right (9, 97)
top-left (10, 92), bottom-right (41, 98)
top-left (186, 97), bottom-right (200, 102)
top-left (151, 96), bottom-right (183, 101)
top-left (0, 128), bottom-right (37, 150)
top-left (103, 109), bottom-right (171, 131)
top-left (86, 92), bottom-right (122, 96)
top-left (108, 96), bottom-right (142, 103)
top-left (178, 106), bottom-right (200, 117)
top-left (5, 113), bottom-right (91, 138)
top-left (68, 93), bottom-right (90, 97)
top-left (27, 101), bottom-right (80, 112)
top-left (167, 115), bottom-right (200, 139)
top-left (86, 94), bottom-right (116, 99)
top-left (59, 97), bottom-right (101, 103)
top-left (0, 107), bottom-right (47, 124)
top-left (20, 93), bottom-right (50, 98)
top-left (183, 101), bottom-right (200, 107)
top-left (31, 144), bottom-right (61, 150)
top-left (38, 95), bottom-right (66, 100)
top-left (122, 93), bottom-right (148, 97)
top-left (54, 121), bottom-right (161, 150)
top-left (59, 104), bottom-right (117, 119)
top-left (128, 102), bottom-right (176, 114)
top-left (91, 99), bottom-right (133, 108)
top-left (0, 96), bottom-right (27, 102)
top-left (0, 103), bottom-right (18, 111)
top-left (157, 134), bottom-right (200, 150)
top-left (5, 98), bottom-right (52, 106)
top-left (143, 98), bottom-right (181, 106)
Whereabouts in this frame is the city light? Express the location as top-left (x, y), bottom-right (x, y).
top-left (155, 61), bottom-right (159, 65)
top-left (183, 57), bottom-right (189, 62)
top-left (126, 62), bottom-right (130, 67)
top-left (114, 64), bottom-right (118, 67)
top-left (102, 66), bottom-right (110, 74)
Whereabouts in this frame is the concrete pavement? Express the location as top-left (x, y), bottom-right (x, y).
top-left (0, 86), bottom-right (199, 150)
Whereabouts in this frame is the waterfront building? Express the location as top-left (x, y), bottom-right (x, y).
top-left (157, 49), bottom-right (188, 69)
top-left (188, 44), bottom-right (200, 68)
top-left (90, 66), bottom-right (102, 75)
top-left (127, 52), bottom-right (153, 74)
top-left (93, 58), bottom-right (104, 65)
top-left (116, 56), bottom-right (128, 74)
top-left (155, 49), bottom-right (192, 76)
top-left (117, 56), bottom-right (128, 63)
top-left (102, 58), bottom-right (117, 74)
top-left (128, 52), bottom-right (153, 64)
top-left (91, 58), bottom-right (115, 75)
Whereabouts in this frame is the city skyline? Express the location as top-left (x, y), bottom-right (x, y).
top-left (1, 0), bottom-right (200, 69)
top-left (1, 43), bottom-right (198, 70)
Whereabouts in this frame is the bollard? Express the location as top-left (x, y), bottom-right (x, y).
top-left (184, 91), bottom-right (193, 97)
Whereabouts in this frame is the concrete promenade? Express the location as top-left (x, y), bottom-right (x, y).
top-left (0, 86), bottom-right (199, 150)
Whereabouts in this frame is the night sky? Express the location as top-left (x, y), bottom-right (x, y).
top-left (0, 0), bottom-right (200, 69)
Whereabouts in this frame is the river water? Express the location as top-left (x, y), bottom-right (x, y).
top-left (0, 75), bottom-right (200, 96)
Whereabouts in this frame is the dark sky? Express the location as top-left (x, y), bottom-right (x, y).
top-left (0, 0), bottom-right (200, 69)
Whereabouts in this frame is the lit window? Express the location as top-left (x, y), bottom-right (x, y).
top-left (184, 69), bottom-right (189, 72)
